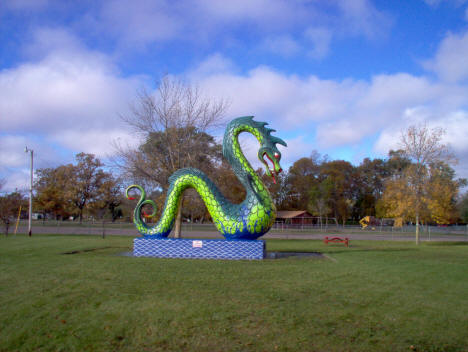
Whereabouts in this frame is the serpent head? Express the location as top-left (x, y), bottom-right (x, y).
top-left (255, 121), bottom-right (287, 184)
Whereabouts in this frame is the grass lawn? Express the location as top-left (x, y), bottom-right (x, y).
top-left (1, 235), bottom-right (467, 351)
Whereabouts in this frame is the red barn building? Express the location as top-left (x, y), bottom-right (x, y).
top-left (275, 211), bottom-right (314, 228)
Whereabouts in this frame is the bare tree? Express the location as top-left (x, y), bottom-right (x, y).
top-left (114, 75), bottom-right (229, 237)
top-left (399, 123), bottom-right (455, 244)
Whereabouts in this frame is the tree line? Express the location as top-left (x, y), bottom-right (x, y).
top-left (0, 153), bottom-right (122, 234)
top-left (2, 129), bottom-right (467, 232)
top-left (1, 76), bottom-right (467, 241)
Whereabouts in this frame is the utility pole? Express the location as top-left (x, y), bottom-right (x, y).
top-left (25, 147), bottom-right (33, 236)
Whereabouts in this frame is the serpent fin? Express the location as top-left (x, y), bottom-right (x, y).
top-left (271, 136), bottom-right (287, 147)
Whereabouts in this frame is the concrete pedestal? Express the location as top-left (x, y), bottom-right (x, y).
top-left (133, 237), bottom-right (265, 260)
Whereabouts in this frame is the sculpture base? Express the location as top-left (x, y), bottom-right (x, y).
top-left (133, 238), bottom-right (265, 260)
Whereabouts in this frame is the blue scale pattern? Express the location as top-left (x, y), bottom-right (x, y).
top-left (133, 238), bottom-right (265, 260)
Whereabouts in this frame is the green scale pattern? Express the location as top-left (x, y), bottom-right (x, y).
top-left (126, 116), bottom-right (287, 240)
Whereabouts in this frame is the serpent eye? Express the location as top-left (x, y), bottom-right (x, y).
top-left (274, 152), bottom-right (280, 159)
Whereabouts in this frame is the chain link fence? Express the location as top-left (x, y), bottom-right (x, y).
top-left (7, 219), bottom-right (468, 241)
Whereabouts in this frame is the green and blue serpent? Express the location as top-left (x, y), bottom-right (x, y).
top-left (126, 116), bottom-right (287, 240)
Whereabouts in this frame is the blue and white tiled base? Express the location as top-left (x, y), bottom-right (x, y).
top-left (133, 238), bottom-right (265, 260)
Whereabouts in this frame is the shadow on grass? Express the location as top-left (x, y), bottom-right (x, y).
top-left (62, 246), bottom-right (128, 254)
top-left (322, 247), bottom-right (417, 255)
top-left (266, 251), bottom-right (324, 259)
top-left (425, 241), bottom-right (468, 246)
top-left (267, 246), bottom-right (417, 258)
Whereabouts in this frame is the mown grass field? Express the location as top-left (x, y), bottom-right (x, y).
top-left (1, 235), bottom-right (467, 351)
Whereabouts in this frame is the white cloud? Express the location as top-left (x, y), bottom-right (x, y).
top-left (279, 135), bottom-right (314, 166)
top-left (62, 0), bottom-right (393, 58)
top-left (22, 27), bottom-right (85, 59)
top-left (361, 73), bottom-right (435, 107)
top-left (196, 0), bottom-right (297, 25)
top-left (0, 134), bottom-right (63, 192)
top-left (90, 0), bottom-right (302, 47)
top-left (374, 108), bottom-right (468, 183)
top-left (193, 0), bottom-right (392, 41)
top-left (193, 61), bottom-right (366, 131)
top-left (2, 4), bottom-right (468, 191)
top-left (1, 0), bottom-right (395, 66)
top-left (99, 0), bottom-right (183, 46)
top-left (3, 0), bottom-right (49, 11)
top-left (373, 130), bottom-right (398, 156)
top-left (424, 30), bottom-right (468, 82)
top-left (51, 129), bottom-right (140, 158)
top-left (1, 169), bottom-right (30, 193)
top-left (335, 0), bottom-right (393, 39)
top-left (0, 134), bottom-right (64, 170)
top-left (373, 108), bottom-right (468, 173)
top-left (423, 0), bottom-right (442, 6)
top-left (189, 53), bottom-right (237, 78)
top-left (423, 0), bottom-right (468, 7)
top-left (373, 107), bottom-right (431, 155)
top-left (0, 28), bottom-right (147, 190)
top-left (188, 53), bottom-right (468, 181)
top-left (440, 110), bottom-right (468, 151)
top-left (0, 32), bottom-right (143, 135)
top-left (304, 27), bottom-right (332, 59)
top-left (262, 35), bottom-right (301, 57)
top-left (193, 62), bottom-right (447, 148)
top-left (0, 136), bottom-right (31, 168)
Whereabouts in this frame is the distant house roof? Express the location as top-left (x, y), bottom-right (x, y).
top-left (276, 210), bottom-right (311, 219)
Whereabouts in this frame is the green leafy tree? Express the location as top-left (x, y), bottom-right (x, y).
top-left (0, 191), bottom-right (25, 236)
top-left (35, 153), bottom-right (118, 223)
top-left (458, 192), bottom-right (468, 223)
top-left (68, 153), bottom-right (111, 223)
top-left (255, 167), bottom-right (289, 209)
top-left (307, 177), bottom-right (333, 228)
top-left (35, 166), bottom-right (75, 220)
top-left (386, 149), bottom-right (412, 177)
top-left (425, 162), bottom-right (466, 225)
top-left (286, 152), bottom-right (323, 210)
top-left (354, 158), bottom-right (392, 218)
top-left (320, 160), bottom-right (356, 225)
top-left (89, 175), bottom-right (123, 221)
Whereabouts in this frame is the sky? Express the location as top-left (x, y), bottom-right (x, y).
top-left (1, 0), bottom-right (468, 192)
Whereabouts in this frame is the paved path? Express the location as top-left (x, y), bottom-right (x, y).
top-left (13, 225), bottom-right (468, 242)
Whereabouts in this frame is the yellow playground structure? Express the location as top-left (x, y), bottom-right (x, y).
top-left (359, 216), bottom-right (403, 229)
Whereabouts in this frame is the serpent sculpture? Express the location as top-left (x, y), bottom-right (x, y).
top-left (126, 116), bottom-right (287, 240)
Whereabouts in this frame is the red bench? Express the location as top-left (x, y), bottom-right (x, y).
top-left (324, 236), bottom-right (349, 247)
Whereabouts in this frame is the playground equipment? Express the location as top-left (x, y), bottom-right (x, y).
top-left (323, 236), bottom-right (349, 247)
top-left (14, 205), bottom-right (21, 235)
top-left (359, 216), bottom-right (400, 229)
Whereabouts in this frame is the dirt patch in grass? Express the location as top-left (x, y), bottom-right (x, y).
top-left (265, 251), bottom-right (325, 259)
top-left (62, 246), bottom-right (126, 254)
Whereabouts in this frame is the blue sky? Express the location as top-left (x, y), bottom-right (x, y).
top-left (1, 0), bottom-right (468, 192)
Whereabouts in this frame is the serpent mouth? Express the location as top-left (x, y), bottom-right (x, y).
top-left (263, 152), bottom-right (277, 184)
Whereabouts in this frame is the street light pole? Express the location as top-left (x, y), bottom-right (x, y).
top-left (25, 147), bottom-right (33, 237)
